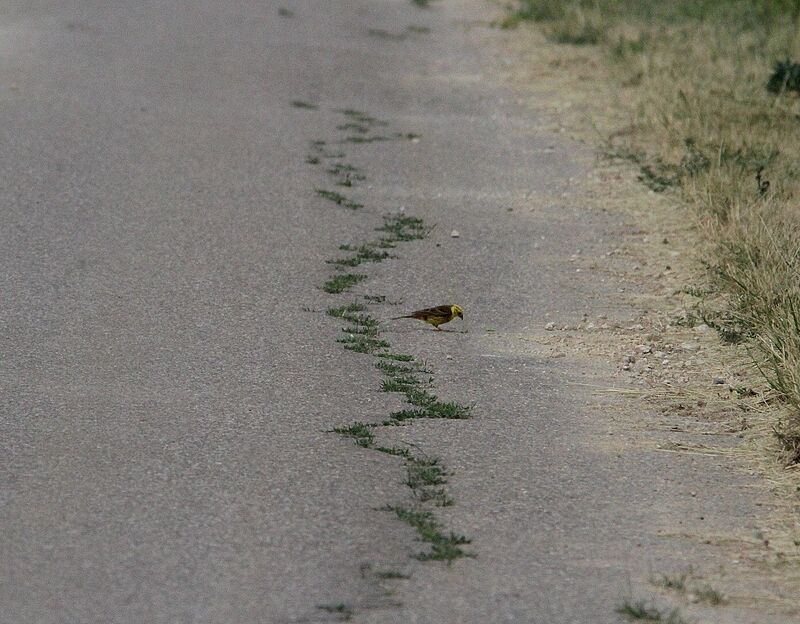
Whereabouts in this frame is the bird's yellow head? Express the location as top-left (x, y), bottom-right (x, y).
top-left (451, 304), bottom-right (464, 319)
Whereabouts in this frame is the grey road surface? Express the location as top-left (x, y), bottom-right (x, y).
top-left (1, 1), bottom-right (791, 623)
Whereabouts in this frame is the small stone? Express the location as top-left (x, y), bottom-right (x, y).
top-left (693, 323), bottom-right (711, 334)
top-left (585, 322), bottom-right (596, 331)
top-left (653, 351), bottom-right (665, 359)
top-left (681, 341), bottom-right (700, 352)
top-left (635, 344), bottom-right (652, 354)
top-left (450, 229), bottom-right (460, 238)
top-left (445, 355), bottom-right (453, 360)
top-left (624, 355), bottom-right (636, 364)
top-left (545, 322), bottom-right (556, 331)
top-left (713, 376), bottom-right (726, 385)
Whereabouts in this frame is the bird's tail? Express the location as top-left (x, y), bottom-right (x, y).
top-left (391, 315), bottom-right (414, 320)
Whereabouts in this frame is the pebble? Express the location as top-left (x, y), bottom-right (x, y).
top-left (635, 344), bottom-right (652, 354)
top-left (693, 323), bottom-right (711, 333)
top-left (680, 341), bottom-right (700, 351)
top-left (545, 322), bottom-right (556, 331)
top-left (713, 376), bottom-right (726, 385)
top-left (450, 229), bottom-right (460, 238)
top-left (623, 355), bottom-right (636, 364)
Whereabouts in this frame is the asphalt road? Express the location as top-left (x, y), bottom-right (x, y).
top-left (1, 1), bottom-right (793, 623)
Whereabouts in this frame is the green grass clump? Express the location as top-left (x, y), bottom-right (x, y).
top-left (616, 600), bottom-right (686, 623)
top-left (375, 360), bottom-right (417, 376)
top-left (337, 334), bottom-right (390, 353)
top-left (406, 457), bottom-right (447, 488)
top-left (388, 400), bottom-right (470, 422)
top-left (327, 303), bottom-right (367, 317)
top-left (376, 352), bottom-right (415, 362)
top-left (336, 109), bottom-right (388, 126)
top-left (375, 570), bottom-right (410, 579)
top-left (333, 422), bottom-right (374, 448)
top-left (291, 99), bottom-right (317, 109)
top-left (323, 273), bottom-right (367, 294)
top-left (315, 188), bottom-right (363, 210)
top-left (317, 603), bottom-right (353, 620)
top-left (328, 245), bottom-right (391, 267)
top-left (381, 376), bottom-right (422, 393)
top-left (377, 214), bottom-right (428, 245)
top-left (386, 506), bottom-right (472, 563)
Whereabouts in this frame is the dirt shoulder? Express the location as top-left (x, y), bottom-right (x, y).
top-left (494, 20), bottom-right (800, 622)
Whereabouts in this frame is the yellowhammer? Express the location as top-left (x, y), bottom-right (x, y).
top-left (393, 304), bottom-right (464, 330)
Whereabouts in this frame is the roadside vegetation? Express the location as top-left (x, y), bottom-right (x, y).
top-left (504, 0), bottom-right (800, 462)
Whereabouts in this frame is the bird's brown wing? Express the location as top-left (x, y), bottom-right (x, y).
top-left (411, 305), bottom-right (452, 320)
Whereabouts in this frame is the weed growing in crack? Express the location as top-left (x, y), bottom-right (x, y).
top-left (375, 570), bottom-right (410, 579)
top-left (376, 360), bottom-right (421, 376)
top-left (406, 457), bottom-right (447, 488)
top-left (388, 400), bottom-right (471, 422)
top-left (317, 603), bottom-right (353, 621)
top-left (337, 122), bottom-right (371, 134)
top-left (343, 135), bottom-right (391, 144)
top-left (327, 303), bottom-right (367, 317)
top-left (337, 334), bottom-right (390, 353)
top-left (336, 109), bottom-right (388, 127)
top-left (328, 244), bottom-right (391, 267)
top-left (616, 600), bottom-right (686, 623)
top-left (315, 188), bottom-right (363, 210)
top-left (381, 376), bottom-right (421, 392)
top-left (327, 162), bottom-right (366, 187)
top-left (386, 506), bottom-right (472, 563)
top-left (375, 445), bottom-right (411, 458)
top-left (375, 352), bottom-right (415, 362)
top-left (332, 422), bottom-right (375, 448)
top-left (377, 214), bottom-right (428, 245)
top-left (323, 273), bottom-right (367, 294)
top-left (309, 140), bottom-right (345, 159)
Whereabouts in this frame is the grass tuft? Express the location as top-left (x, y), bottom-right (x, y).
top-left (327, 303), bottom-right (367, 317)
top-left (328, 245), bottom-right (391, 267)
top-left (386, 505), bottom-right (472, 563)
top-left (323, 273), bottom-right (367, 294)
top-left (616, 600), bottom-right (686, 623)
top-left (337, 334), bottom-right (389, 353)
top-left (315, 189), bottom-right (363, 210)
top-left (332, 422), bottom-right (375, 448)
top-left (389, 400), bottom-right (471, 422)
top-left (377, 214), bottom-right (428, 244)
top-left (376, 352), bottom-right (415, 362)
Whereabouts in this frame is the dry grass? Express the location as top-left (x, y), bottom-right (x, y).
top-left (506, 0), bottom-right (800, 461)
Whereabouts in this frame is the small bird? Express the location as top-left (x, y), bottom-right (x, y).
top-left (393, 304), bottom-right (464, 330)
